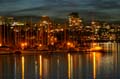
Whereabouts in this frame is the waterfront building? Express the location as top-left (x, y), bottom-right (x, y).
top-left (68, 12), bottom-right (82, 28)
top-left (0, 14), bottom-right (120, 49)
top-left (37, 16), bottom-right (53, 46)
top-left (12, 21), bottom-right (25, 48)
top-left (0, 16), bottom-right (3, 46)
top-left (0, 16), bottom-right (14, 46)
top-left (6, 17), bottom-right (14, 46)
top-left (68, 13), bottom-right (83, 45)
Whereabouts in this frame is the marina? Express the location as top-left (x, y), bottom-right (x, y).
top-left (0, 0), bottom-right (120, 78)
top-left (0, 42), bottom-right (119, 79)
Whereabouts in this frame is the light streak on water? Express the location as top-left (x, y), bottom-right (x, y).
top-left (93, 52), bottom-right (96, 79)
top-left (22, 56), bottom-right (24, 79)
top-left (39, 55), bottom-right (42, 79)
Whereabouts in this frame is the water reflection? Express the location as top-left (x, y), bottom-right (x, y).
top-left (0, 43), bottom-right (119, 79)
top-left (39, 55), bottom-right (42, 79)
top-left (35, 56), bottom-right (38, 79)
top-left (68, 53), bottom-right (71, 79)
top-left (93, 52), bottom-right (96, 79)
top-left (57, 56), bottom-right (60, 78)
top-left (91, 52), bottom-right (102, 79)
top-left (43, 57), bottom-right (49, 78)
top-left (22, 56), bottom-right (24, 79)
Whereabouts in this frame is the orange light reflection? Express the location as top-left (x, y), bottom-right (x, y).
top-left (39, 55), bottom-right (42, 79)
top-left (68, 54), bottom-right (71, 79)
top-left (92, 52), bottom-right (101, 79)
top-left (67, 53), bottom-right (73, 79)
top-left (22, 56), bottom-right (24, 79)
top-left (93, 52), bottom-right (96, 79)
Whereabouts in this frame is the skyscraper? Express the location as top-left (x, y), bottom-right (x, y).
top-left (68, 12), bottom-right (82, 27)
top-left (0, 16), bottom-right (3, 46)
top-left (37, 16), bottom-right (52, 46)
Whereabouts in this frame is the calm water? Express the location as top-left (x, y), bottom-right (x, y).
top-left (0, 43), bottom-right (120, 79)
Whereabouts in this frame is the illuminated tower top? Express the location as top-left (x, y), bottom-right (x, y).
top-left (68, 12), bottom-right (82, 27)
top-left (38, 16), bottom-right (53, 29)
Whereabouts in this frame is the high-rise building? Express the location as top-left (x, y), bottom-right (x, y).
top-left (37, 16), bottom-right (53, 46)
top-left (0, 16), bottom-right (4, 46)
top-left (68, 12), bottom-right (82, 27)
top-left (0, 16), bottom-right (15, 46)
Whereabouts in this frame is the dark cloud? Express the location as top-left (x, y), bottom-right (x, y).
top-left (0, 0), bottom-right (119, 21)
top-left (0, 0), bottom-right (17, 3)
top-left (8, 7), bottom-right (111, 20)
top-left (90, 0), bottom-right (120, 9)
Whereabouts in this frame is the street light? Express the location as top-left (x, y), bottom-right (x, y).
top-left (21, 42), bottom-right (27, 50)
top-left (0, 43), bottom-right (2, 46)
top-left (21, 43), bottom-right (25, 50)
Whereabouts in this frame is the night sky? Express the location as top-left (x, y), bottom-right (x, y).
top-left (0, 0), bottom-right (120, 21)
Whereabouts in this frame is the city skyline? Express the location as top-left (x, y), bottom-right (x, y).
top-left (0, 0), bottom-right (120, 22)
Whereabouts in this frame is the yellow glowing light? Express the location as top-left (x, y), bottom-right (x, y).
top-left (51, 42), bottom-right (54, 45)
top-left (22, 56), bottom-right (24, 79)
top-left (39, 55), bottom-right (42, 79)
top-left (42, 21), bottom-right (48, 24)
top-left (55, 29), bottom-right (59, 32)
top-left (39, 44), bottom-right (42, 47)
top-left (0, 43), bottom-right (2, 47)
top-left (50, 30), bottom-right (54, 32)
top-left (12, 22), bottom-right (24, 26)
top-left (67, 42), bottom-right (74, 48)
top-left (68, 54), bottom-right (71, 79)
top-left (60, 28), bottom-right (64, 31)
top-left (40, 24), bottom-right (42, 26)
top-left (92, 21), bottom-right (95, 25)
top-left (67, 42), bottom-right (71, 46)
top-left (24, 42), bottom-right (27, 46)
top-left (93, 52), bottom-right (96, 79)
top-left (21, 43), bottom-right (26, 50)
top-left (10, 26), bottom-right (14, 29)
top-left (78, 19), bottom-right (82, 22)
top-left (90, 46), bottom-right (102, 51)
top-left (92, 43), bottom-right (97, 46)
top-left (95, 46), bottom-right (102, 50)
top-left (75, 23), bottom-right (79, 25)
top-left (21, 42), bottom-right (27, 47)
top-left (21, 43), bottom-right (25, 47)
top-left (72, 20), bottom-right (76, 23)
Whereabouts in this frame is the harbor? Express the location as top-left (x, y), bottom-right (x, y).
top-left (0, 42), bottom-right (119, 79)
top-left (0, 14), bottom-right (120, 54)
top-left (0, 0), bottom-right (120, 78)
